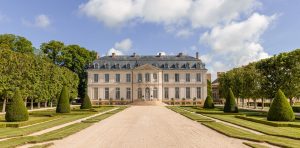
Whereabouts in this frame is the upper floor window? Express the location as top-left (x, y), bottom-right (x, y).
top-left (153, 87), bottom-right (158, 98)
top-left (186, 73), bottom-right (190, 82)
top-left (164, 63), bottom-right (169, 69)
top-left (93, 74), bottom-right (99, 83)
top-left (196, 73), bottom-right (201, 82)
top-left (126, 74), bottom-right (131, 82)
top-left (94, 63), bottom-right (99, 69)
top-left (164, 74), bottom-right (169, 82)
top-left (175, 73), bottom-right (180, 82)
top-left (127, 64), bottom-right (131, 69)
top-left (138, 73), bottom-right (142, 82)
top-left (145, 73), bottom-right (150, 82)
top-left (153, 73), bottom-right (157, 82)
top-left (105, 64), bottom-right (109, 69)
top-left (115, 74), bottom-right (120, 82)
top-left (105, 74), bottom-right (109, 83)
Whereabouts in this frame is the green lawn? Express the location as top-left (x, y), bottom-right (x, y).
top-left (0, 106), bottom-right (127, 148)
top-left (0, 106), bottom-right (115, 139)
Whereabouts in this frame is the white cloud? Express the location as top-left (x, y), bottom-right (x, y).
top-left (200, 13), bottom-right (276, 79)
top-left (22, 14), bottom-right (51, 29)
top-left (114, 38), bottom-right (132, 51)
top-left (106, 38), bottom-right (133, 55)
top-left (175, 29), bottom-right (193, 38)
top-left (79, 0), bottom-right (259, 29)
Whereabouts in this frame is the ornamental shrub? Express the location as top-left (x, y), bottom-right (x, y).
top-left (267, 89), bottom-right (295, 121)
top-left (80, 94), bottom-right (92, 109)
top-left (223, 88), bottom-right (238, 113)
top-left (5, 89), bottom-right (29, 122)
top-left (204, 95), bottom-right (214, 109)
top-left (56, 86), bottom-right (70, 113)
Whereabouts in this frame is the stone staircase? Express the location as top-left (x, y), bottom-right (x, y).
top-left (130, 100), bottom-right (167, 106)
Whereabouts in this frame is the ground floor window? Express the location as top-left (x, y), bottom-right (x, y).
top-left (138, 88), bottom-right (142, 99)
top-left (197, 87), bottom-right (201, 99)
top-left (175, 87), bottom-right (180, 99)
top-left (116, 88), bottom-right (120, 100)
top-left (186, 87), bottom-right (190, 99)
top-left (126, 88), bottom-right (131, 100)
top-left (105, 88), bottom-right (109, 100)
top-left (93, 88), bottom-right (98, 100)
top-left (164, 87), bottom-right (169, 99)
top-left (153, 87), bottom-right (158, 98)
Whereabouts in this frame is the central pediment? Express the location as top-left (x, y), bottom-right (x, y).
top-left (134, 64), bottom-right (161, 71)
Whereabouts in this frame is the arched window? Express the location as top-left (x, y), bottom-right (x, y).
top-left (145, 87), bottom-right (150, 100)
top-left (145, 73), bottom-right (150, 82)
top-left (153, 87), bottom-right (158, 99)
top-left (164, 63), bottom-right (169, 69)
top-left (138, 88), bottom-right (142, 99)
top-left (105, 63), bottom-right (109, 69)
top-left (94, 63), bottom-right (99, 69)
top-left (186, 63), bottom-right (190, 69)
top-left (127, 64), bottom-right (131, 69)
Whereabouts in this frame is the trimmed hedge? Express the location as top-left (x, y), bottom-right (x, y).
top-left (80, 94), bottom-right (92, 109)
top-left (5, 89), bottom-right (29, 122)
top-left (204, 95), bottom-right (214, 109)
top-left (223, 88), bottom-right (238, 113)
top-left (267, 89), bottom-right (295, 121)
top-left (292, 106), bottom-right (300, 113)
top-left (56, 86), bottom-right (70, 113)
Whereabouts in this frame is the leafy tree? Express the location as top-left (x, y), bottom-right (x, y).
top-left (5, 89), bottom-right (29, 122)
top-left (40, 40), bottom-right (64, 64)
top-left (56, 86), bottom-right (70, 113)
top-left (267, 89), bottom-right (295, 121)
top-left (204, 95), bottom-right (214, 109)
top-left (0, 34), bottom-right (34, 53)
top-left (80, 94), bottom-right (92, 109)
top-left (223, 88), bottom-right (238, 113)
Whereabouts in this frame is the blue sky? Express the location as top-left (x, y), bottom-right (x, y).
top-left (0, 0), bottom-right (299, 79)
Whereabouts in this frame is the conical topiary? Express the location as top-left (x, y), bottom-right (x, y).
top-left (5, 89), bottom-right (29, 122)
top-left (56, 86), bottom-right (70, 113)
top-left (223, 88), bottom-right (238, 113)
top-left (80, 94), bottom-right (92, 109)
top-left (267, 89), bottom-right (295, 121)
top-left (204, 95), bottom-right (214, 109)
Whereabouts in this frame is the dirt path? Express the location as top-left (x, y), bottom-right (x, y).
top-left (51, 106), bottom-right (247, 148)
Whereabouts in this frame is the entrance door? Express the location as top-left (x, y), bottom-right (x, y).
top-left (145, 87), bottom-right (150, 100)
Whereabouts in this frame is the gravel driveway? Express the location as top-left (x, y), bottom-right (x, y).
top-left (52, 106), bottom-right (247, 148)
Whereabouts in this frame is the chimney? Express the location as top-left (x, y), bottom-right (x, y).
top-left (158, 52), bottom-right (162, 57)
top-left (132, 52), bottom-right (136, 57)
top-left (196, 52), bottom-right (199, 59)
top-left (178, 52), bottom-right (183, 57)
top-left (112, 52), bottom-right (116, 57)
top-left (96, 52), bottom-right (100, 59)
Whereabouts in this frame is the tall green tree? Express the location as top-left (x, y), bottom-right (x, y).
top-left (5, 89), bottom-right (29, 122)
top-left (224, 88), bottom-right (239, 113)
top-left (56, 86), bottom-right (70, 113)
top-left (0, 34), bottom-right (34, 53)
top-left (40, 40), bottom-right (64, 64)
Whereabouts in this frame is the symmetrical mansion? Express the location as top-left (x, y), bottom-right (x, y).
top-left (87, 52), bottom-right (208, 105)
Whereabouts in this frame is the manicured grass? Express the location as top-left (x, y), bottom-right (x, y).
top-left (203, 122), bottom-right (300, 148)
top-left (167, 106), bottom-right (214, 122)
top-left (0, 116), bottom-right (58, 128)
top-left (0, 106), bottom-right (127, 148)
top-left (243, 142), bottom-right (269, 148)
top-left (29, 143), bottom-right (54, 148)
top-left (0, 106), bottom-right (115, 139)
top-left (236, 115), bottom-right (300, 127)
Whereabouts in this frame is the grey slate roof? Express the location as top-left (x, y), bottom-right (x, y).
top-left (89, 54), bottom-right (206, 70)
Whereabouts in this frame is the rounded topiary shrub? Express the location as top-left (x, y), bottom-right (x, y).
top-left (267, 89), bottom-right (295, 121)
top-left (5, 89), bottom-right (29, 122)
top-left (56, 86), bottom-right (70, 113)
top-left (80, 94), bottom-right (92, 109)
top-left (204, 95), bottom-right (214, 109)
top-left (223, 88), bottom-right (238, 113)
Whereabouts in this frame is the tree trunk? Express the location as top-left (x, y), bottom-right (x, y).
top-left (247, 98), bottom-right (250, 107)
top-left (262, 98), bottom-right (264, 110)
top-left (2, 98), bottom-right (6, 113)
top-left (236, 98), bottom-right (239, 106)
top-left (242, 98), bottom-right (244, 107)
top-left (45, 101), bottom-right (47, 108)
top-left (289, 98), bottom-right (294, 106)
top-left (24, 98), bottom-right (27, 107)
top-left (31, 99), bottom-right (34, 110)
top-left (38, 101), bottom-right (41, 109)
top-left (50, 101), bottom-right (53, 108)
top-left (254, 99), bottom-right (257, 109)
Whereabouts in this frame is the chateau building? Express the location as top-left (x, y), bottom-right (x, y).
top-left (87, 52), bottom-right (208, 105)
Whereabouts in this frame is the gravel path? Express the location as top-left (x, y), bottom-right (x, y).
top-left (51, 106), bottom-right (247, 148)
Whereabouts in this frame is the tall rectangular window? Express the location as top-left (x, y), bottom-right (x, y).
top-left (153, 73), bottom-right (157, 82)
top-left (116, 87), bottom-right (120, 100)
top-left (164, 87), bottom-right (169, 99)
top-left (93, 88), bottom-right (98, 100)
top-left (186, 87), bottom-right (190, 99)
top-left (145, 73), bottom-right (150, 82)
top-left (93, 74), bottom-right (98, 83)
top-left (116, 74), bottom-right (120, 82)
top-left (164, 74), bottom-right (169, 82)
top-left (175, 73), bottom-right (180, 82)
top-left (105, 88), bottom-right (109, 100)
top-left (196, 73), bottom-right (201, 82)
top-left (175, 87), bottom-right (180, 99)
top-left (126, 88), bottom-right (131, 100)
top-left (138, 73), bottom-right (142, 82)
top-left (105, 74), bottom-right (109, 83)
top-left (186, 73), bottom-right (190, 82)
top-left (197, 87), bottom-right (201, 99)
top-left (153, 88), bottom-right (158, 98)
top-left (126, 74), bottom-right (131, 82)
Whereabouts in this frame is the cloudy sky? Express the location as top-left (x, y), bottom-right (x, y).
top-left (0, 0), bottom-right (299, 79)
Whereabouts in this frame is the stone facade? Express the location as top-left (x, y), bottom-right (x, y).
top-left (87, 53), bottom-right (207, 105)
